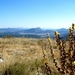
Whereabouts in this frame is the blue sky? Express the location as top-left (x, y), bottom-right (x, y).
top-left (0, 0), bottom-right (75, 29)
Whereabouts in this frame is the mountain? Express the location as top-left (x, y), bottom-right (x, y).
top-left (18, 27), bottom-right (44, 34)
top-left (56, 28), bottom-right (68, 38)
top-left (0, 27), bottom-right (69, 39)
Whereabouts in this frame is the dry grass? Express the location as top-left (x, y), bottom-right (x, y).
top-left (0, 37), bottom-right (72, 75)
top-left (0, 38), bottom-right (43, 75)
top-left (0, 37), bottom-right (60, 75)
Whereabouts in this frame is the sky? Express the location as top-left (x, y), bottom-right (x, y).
top-left (0, 0), bottom-right (75, 29)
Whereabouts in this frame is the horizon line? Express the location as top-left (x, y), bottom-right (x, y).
top-left (0, 27), bottom-right (68, 29)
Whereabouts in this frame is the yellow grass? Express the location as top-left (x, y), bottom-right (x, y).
top-left (0, 37), bottom-right (61, 75)
top-left (0, 38), bottom-right (43, 75)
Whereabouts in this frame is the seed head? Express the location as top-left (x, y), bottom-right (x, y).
top-left (54, 31), bottom-right (60, 36)
top-left (72, 61), bottom-right (75, 66)
top-left (72, 23), bottom-right (75, 30)
top-left (43, 50), bottom-right (46, 55)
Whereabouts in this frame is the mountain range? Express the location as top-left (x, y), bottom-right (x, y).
top-left (0, 27), bottom-right (69, 39)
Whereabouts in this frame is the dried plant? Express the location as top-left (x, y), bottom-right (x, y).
top-left (42, 43), bottom-right (53, 75)
top-left (42, 23), bottom-right (75, 75)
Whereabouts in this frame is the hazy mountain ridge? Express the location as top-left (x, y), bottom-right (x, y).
top-left (0, 27), bottom-right (68, 39)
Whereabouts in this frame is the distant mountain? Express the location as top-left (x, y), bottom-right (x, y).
top-left (57, 28), bottom-right (68, 31)
top-left (18, 27), bottom-right (44, 33)
top-left (56, 28), bottom-right (68, 38)
top-left (0, 27), bottom-right (69, 39)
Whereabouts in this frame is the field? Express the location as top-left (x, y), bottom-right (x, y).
top-left (0, 31), bottom-right (75, 75)
top-left (0, 37), bottom-right (61, 75)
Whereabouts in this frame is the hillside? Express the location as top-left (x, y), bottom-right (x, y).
top-left (0, 28), bottom-right (68, 39)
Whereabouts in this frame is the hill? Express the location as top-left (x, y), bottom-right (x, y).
top-left (0, 27), bottom-right (68, 39)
